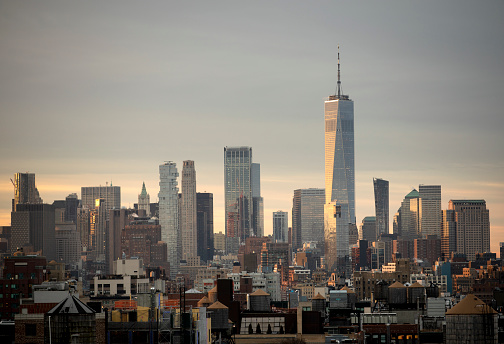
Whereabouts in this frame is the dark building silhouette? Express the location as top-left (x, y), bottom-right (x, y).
top-left (197, 192), bottom-right (214, 263)
top-left (11, 204), bottom-right (55, 260)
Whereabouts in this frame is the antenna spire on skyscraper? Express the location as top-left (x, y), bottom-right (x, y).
top-left (337, 44), bottom-right (341, 98)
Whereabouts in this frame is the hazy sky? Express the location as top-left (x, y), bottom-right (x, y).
top-left (1, 1), bottom-right (503, 252)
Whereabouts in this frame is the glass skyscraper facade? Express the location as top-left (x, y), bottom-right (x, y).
top-left (224, 147), bottom-right (252, 252)
top-left (324, 50), bottom-right (355, 272)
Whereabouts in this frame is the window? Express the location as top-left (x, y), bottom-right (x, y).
top-left (25, 323), bottom-right (37, 336)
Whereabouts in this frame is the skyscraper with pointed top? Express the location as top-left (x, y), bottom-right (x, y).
top-left (138, 182), bottom-right (150, 216)
top-left (324, 46), bottom-right (355, 272)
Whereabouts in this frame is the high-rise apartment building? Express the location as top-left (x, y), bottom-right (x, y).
top-left (443, 200), bottom-right (490, 261)
top-left (251, 163), bottom-right (264, 238)
top-left (197, 192), bottom-right (214, 263)
top-left (55, 223), bottom-right (81, 265)
top-left (81, 185), bottom-right (121, 220)
top-left (292, 189), bottom-right (325, 251)
top-left (419, 185), bottom-right (441, 237)
top-left (373, 178), bottom-right (389, 238)
top-left (10, 204), bottom-right (56, 260)
top-left (138, 182), bottom-right (150, 216)
top-left (324, 48), bottom-right (355, 271)
top-left (12, 172), bottom-right (42, 211)
top-left (159, 162), bottom-right (180, 276)
top-left (224, 147), bottom-right (252, 253)
top-left (273, 211), bottom-right (288, 243)
top-left (180, 160), bottom-right (197, 260)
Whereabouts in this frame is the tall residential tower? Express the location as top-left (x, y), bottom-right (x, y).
top-left (180, 160), bottom-right (197, 260)
top-left (159, 162), bottom-right (180, 276)
top-left (373, 178), bottom-right (389, 238)
top-left (324, 47), bottom-right (355, 272)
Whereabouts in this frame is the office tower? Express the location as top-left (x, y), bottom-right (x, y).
top-left (159, 162), bottom-right (180, 276)
top-left (55, 223), bottom-right (81, 265)
top-left (180, 160), bottom-right (197, 260)
top-left (224, 146), bottom-right (252, 252)
top-left (501, 243), bottom-right (504, 260)
top-left (197, 192), bottom-right (214, 262)
top-left (12, 172), bottom-right (42, 211)
top-left (76, 207), bottom-right (90, 250)
top-left (81, 185), bottom-right (121, 219)
top-left (108, 208), bottom-right (136, 274)
top-left (324, 48), bottom-right (355, 271)
top-left (373, 178), bottom-right (389, 238)
top-left (441, 209), bottom-right (457, 260)
top-left (419, 185), bottom-right (441, 237)
top-left (395, 189), bottom-right (420, 240)
top-left (292, 188), bottom-right (325, 251)
top-left (359, 216), bottom-right (377, 243)
top-left (90, 198), bottom-right (107, 262)
top-left (65, 193), bottom-right (79, 223)
top-left (445, 200), bottom-right (490, 261)
top-left (11, 204), bottom-right (56, 260)
top-left (251, 163), bottom-right (264, 237)
top-left (138, 182), bottom-right (150, 216)
top-left (273, 211), bottom-right (288, 243)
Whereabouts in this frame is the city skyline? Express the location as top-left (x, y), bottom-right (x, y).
top-left (0, 2), bottom-right (503, 253)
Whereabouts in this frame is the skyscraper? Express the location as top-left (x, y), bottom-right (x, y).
top-left (180, 160), bottom-right (197, 260)
top-left (292, 188), bottom-right (325, 250)
top-left (324, 48), bottom-right (355, 271)
top-left (159, 162), bottom-right (180, 276)
top-left (224, 146), bottom-right (252, 253)
top-left (419, 185), bottom-right (441, 237)
top-left (373, 178), bottom-right (389, 238)
top-left (251, 163), bottom-right (264, 238)
top-left (81, 185), bottom-right (121, 220)
top-left (359, 216), bottom-right (377, 243)
top-left (395, 189), bottom-right (420, 240)
top-left (444, 200), bottom-right (490, 261)
top-left (12, 172), bottom-right (42, 211)
top-left (11, 204), bottom-right (56, 260)
top-left (138, 182), bottom-right (150, 216)
top-left (273, 211), bottom-right (288, 243)
top-left (197, 192), bottom-right (214, 262)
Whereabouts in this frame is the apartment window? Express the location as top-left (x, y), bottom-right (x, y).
top-left (25, 323), bottom-right (37, 337)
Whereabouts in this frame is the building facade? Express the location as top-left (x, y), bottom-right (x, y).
top-left (80, 185), bottom-right (120, 219)
top-left (292, 188), bottom-right (324, 251)
top-left (137, 182), bottom-right (150, 216)
top-left (373, 178), bottom-right (389, 238)
top-left (273, 211), bottom-right (288, 243)
top-left (159, 162), bottom-right (180, 276)
top-left (224, 147), bottom-right (252, 252)
top-left (419, 185), bottom-right (441, 237)
top-left (324, 50), bottom-right (355, 271)
top-left (12, 172), bottom-right (42, 211)
top-left (196, 192), bottom-right (214, 263)
top-left (181, 160), bottom-right (197, 260)
top-left (251, 163), bottom-right (264, 238)
top-left (447, 200), bottom-right (490, 261)
top-left (11, 204), bottom-right (56, 260)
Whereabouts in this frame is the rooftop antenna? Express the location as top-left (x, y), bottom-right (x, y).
top-left (337, 44), bottom-right (341, 98)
